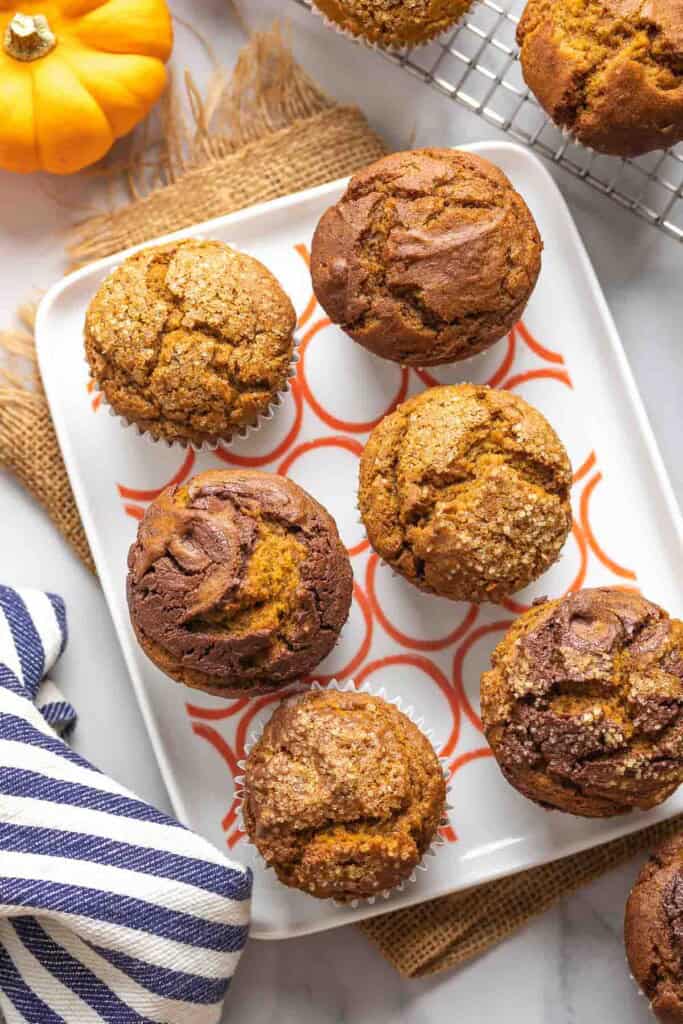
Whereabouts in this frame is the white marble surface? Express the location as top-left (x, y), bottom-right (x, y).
top-left (0, 1), bottom-right (680, 1020)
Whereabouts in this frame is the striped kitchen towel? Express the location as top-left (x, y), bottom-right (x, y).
top-left (0, 586), bottom-right (252, 1024)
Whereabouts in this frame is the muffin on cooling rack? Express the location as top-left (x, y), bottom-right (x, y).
top-left (242, 688), bottom-right (447, 901)
top-left (85, 239), bottom-right (296, 447)
top-left (481, 588), bottom-right (683, 817)
top-left (626, 831), bottom-right (683, 1023)
top-left (358, 384), bottom-right (572, 603)
top-left (311, 148), bottom-right (542, 366)
top-left (516, 0), bottom-right (683, 157)
top-left (127, 470), bottom-right (353, 697)
top-left (310, 0), bottom-right (473, 47)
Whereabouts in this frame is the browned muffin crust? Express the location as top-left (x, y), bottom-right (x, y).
top-left (85, 239), bottom-right (296, 445)
top-left (358, 384), bottom-right (572, 603)
top-left (243, 689), bottom-right (447, 900)
top-left (626, 832), bottom-right (683, 1023)
top-left (517, 0), bottom-right (683, 157)
top-left (481, 588), bottom-right (683, 817)
top-left (127, 470), bottom-right (353, 697)
top-left (311, 0), bottom-right (472, 47)
top-left (310, 149), bottom-right (542, 366)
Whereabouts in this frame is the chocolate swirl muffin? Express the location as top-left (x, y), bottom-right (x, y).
top-left (517, 0), bottom-right (683, 157)
top-left (481, 588), bottom-right (683, 817)
top-left (242, 689), bottom-right (447, 900)
top-left (85, 239), bottom-right (296, 446)
top-left (626, 832), bottom-right (683, 1023)
top-left (127, 470), bottom-right (353, 697)
top-left (310, 149), bottom-right (542, 366)
top-left (311, 0), bottom-right (472, 47)
top-left (358, 384), bottom-right (572, 603)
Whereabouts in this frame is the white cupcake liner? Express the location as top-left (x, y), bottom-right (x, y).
top-left (235, 677), bottom-right (452, 910)
top-left (309, 0), bottom-right (468, 52)
top-left (86, 237), bottom-right (300, 453)
top-left (88, 345), bottom-right (300, 453)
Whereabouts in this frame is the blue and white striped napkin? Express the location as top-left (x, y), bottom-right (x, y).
top-left (0, 586), bottom-right (252, 1024)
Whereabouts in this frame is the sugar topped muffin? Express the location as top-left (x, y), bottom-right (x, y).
top-left (85, 239), bottom-right (296, 446)
top-left (127, 470), bottom-right (353, 697)
top-left (481, 588), bottom-right (683, 817)
top-left (626, 832), bottom-right (683, 1022)
top-left (517, 0), bottom-right (683, 156)
top-left (242, 689), bottom-right (447, 900)
top-left (311, 0), bottom-right (473, 47)
top-left (311, 149), bottom-right (542, 366)
top-left (358, 384), bottom-right (572, 603)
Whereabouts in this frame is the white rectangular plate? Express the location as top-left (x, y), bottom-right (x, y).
top-left (36, 142), bottom-right (683, 940)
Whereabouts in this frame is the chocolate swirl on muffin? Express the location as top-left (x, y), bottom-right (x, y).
top-left (127, 470), bottom-right (353, 697)
top-left (311, 149), bottom-right (542, 366)
top-left (481, 588), bottom-right (683, 817)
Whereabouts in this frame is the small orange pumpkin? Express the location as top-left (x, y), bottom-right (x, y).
top-left (0, 1), bottom-right (173, 174)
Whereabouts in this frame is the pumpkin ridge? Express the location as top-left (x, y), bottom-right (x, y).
top-left (54, 44), bottom-right (124, 137)
top-left (33, 51), bottom-right (114, 173)
top-left (72, 0), bottom-right (173, 63)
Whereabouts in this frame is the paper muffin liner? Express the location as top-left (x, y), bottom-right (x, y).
top-left (308, 0), bottom-right (470, 53)
top-left (88, 345), bottom-right (300, 454)
top-left (85, 237), bottom-right (300, 453)
top-left (234, 677), bottom-right (452, 910)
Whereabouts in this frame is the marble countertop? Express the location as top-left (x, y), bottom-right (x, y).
top-left (0, 1), bottom-right (680, 1020)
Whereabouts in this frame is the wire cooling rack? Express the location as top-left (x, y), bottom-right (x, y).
top-left (291, 0), bottom-right (683, 242)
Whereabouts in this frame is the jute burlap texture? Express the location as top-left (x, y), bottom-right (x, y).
top-left (0, 21), bottom-right (679, 979)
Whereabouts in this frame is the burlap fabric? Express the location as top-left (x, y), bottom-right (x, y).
top-left (0, 21), bottom-right (679, 979)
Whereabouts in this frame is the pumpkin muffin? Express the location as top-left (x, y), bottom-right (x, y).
top-left (481, 588), bottom-right (683, 817)
top-left (310, 149), bottom-right (542, 366)
top-left (311, 0), bottom-right (472, 47)
top-left (626, 832), bottom-right (683, 1022)
top-left (242, 689), bottom-right (447, 900)
top-left (85, 239), bottom-right (296, 446)
top-left (127, 470), bottom-right (353, 697)
top-left (517, 0), bottom-right (683, 157)
top-left (358, 384), bottom-right (572, 603)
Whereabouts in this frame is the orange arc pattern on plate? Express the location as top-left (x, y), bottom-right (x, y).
top-left (573, 451), bottom-right (597, 484)
top-left (96, 244), bottom-right (643, 856)
top-left (354, 653), bottom-right (461, 759)
top-left (366, 554), bottom-right (479, 652)
top-left (515, 320), bottom-right (565, 364)
top-left (298, 317), bottom-right (410, 433)
top-left (214, 377), bottom-right (305, 469)
top-left (277, 434), bottom-right (369, 557)
top-left (448, 747), bottom-right (494, 781)
top-left (118, 450), bottom-right (196, 501)
top-left (452, 621), bottom-right (515, 734)
top-left (304, 582), bottom-right (373, 684)
top-left (502, 366), bottom-right (573, 392)
top-left (579, 471), bottom-right (638, 580)
top-left (413, 326), bottom-right (517, 391)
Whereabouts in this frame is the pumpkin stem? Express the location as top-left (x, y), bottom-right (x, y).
top-left (4, 12), bottom-right (56, 61)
